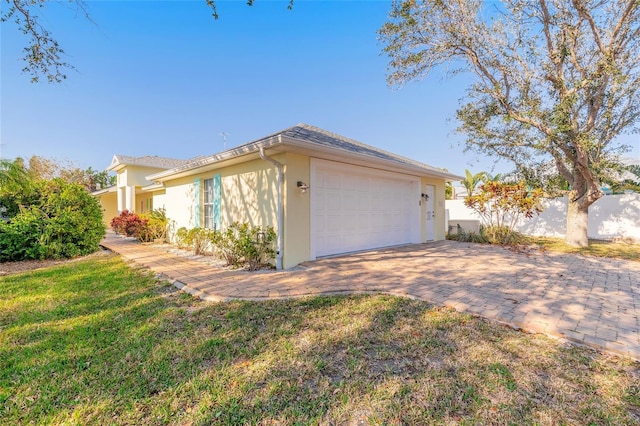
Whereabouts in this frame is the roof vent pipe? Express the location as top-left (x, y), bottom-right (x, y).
top-left (259, 145), bottom-right (284, 270)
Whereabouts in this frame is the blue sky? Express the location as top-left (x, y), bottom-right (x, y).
top-left (1, 0), bottom-right (638, 176)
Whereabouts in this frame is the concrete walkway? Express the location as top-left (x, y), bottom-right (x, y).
top-left (101, 233), bottom-right (640, 361)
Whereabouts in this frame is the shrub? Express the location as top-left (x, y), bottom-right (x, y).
top-left (216, 224), bottom-right (245, 267)
top-left (137, 209), bottom-right (169, 243)
top-left (217, 222), bottom-right (276, 270)
top-left (0, 179), bottom-right (105, 261)
top-left (173, 227), bottom-right (216, 255)
top-left (464, 181), bottom-right (543, 245)
top-left (170, 223), bottom-right (276, 269)
top-left (174, 227), bottom-right (190, 249)
top-left (110, 210), bottom-right (148, 237)
top-left (481, 225), bottom-right (526, 245)
top-left (446, 225), bottom-right (526, 245)
top-left (189, 228), bottom-right (217, 256)
top-left (447, 229), bottom-right (488, 243)
top-left (0, 210), bottom-right (42, 261)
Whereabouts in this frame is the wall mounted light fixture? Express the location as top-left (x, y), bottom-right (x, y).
top-left (297, 181), bottom-right (309, 194)
top-left (421, 193), bottom-right (430, 201)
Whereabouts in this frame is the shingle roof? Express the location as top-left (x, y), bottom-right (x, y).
top-left (277, 123), bottom-right (446, 174)
top-left (110, 155), bottom-right (188, 170)
top-left (147, 124), bottom-right (462, 181)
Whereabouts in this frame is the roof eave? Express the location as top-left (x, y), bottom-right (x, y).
top-left (140, 182), bottom-right (165, 192)
top-left (144, 131), bottom-right (463, 182)
top-left (91, 185), bottom-right (117, 196)
top-left (107, 163), bottom-right (125, 172)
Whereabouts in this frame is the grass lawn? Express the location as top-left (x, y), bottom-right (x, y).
top-left (526, 237), bottom-right (640, 261)
top-left (1, 254), bottom-right (639, 425)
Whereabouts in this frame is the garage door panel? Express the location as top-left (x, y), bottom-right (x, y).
top-left (311, 159), bottom-right (419, 258)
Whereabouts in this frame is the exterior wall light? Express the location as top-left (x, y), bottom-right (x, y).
top-left (297, 181), bottom-right (309, 194)
top-left (421, 193), bottom-right (430, 201)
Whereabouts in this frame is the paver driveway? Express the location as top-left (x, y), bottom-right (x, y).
top-left (101, 234), bottom-right (640, 361)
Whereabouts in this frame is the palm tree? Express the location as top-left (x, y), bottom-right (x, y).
top-left (481, 172), bottom-right (502, 183)
top-left (0, 159), bottom-right (29, 191)
top-left (0, 159), bottom-right (32, 217)
top-left (461, 169), bottom-right (487, 197)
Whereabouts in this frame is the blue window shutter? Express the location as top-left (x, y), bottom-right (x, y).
top-left (194, 178), bottom-right (201, 227)
top-left (213, 174), bottom-right (221, 230)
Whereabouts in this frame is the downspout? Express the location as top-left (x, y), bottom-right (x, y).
top-left (259, 144), bottom-right (284, 270)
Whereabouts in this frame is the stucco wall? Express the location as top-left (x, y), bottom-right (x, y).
top-left (161, 176), bottom-right (197, 232)
top-left (153, 191), bottom-right (166, 212)
top-left (446, 193), bottom-right (640, 241)
top-left (159, 158), bottom-right (280, 235)
top-left (98, 192), bottom-right (118, 227)
top-left (283, 153), bottom-right (311, 269)
top-left (117, 166), bottom-right (167, 188)
top-left (221, 158), bottom-right (279, 229)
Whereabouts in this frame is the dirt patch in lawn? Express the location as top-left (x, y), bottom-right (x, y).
top-left (0, 259), bottom-right (71, 276)
top-left (0, 250), bottom-right (111, 276)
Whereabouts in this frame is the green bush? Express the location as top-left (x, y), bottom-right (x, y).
top-left (481, 225), bottom-right (526, 245)
top-left (138, 209), bottom-right (170, 243)
top-left (447, 229), bottom-right (488, 243)
top-left (172, 222), bottom-right (276, 270)
top-left (446, 225), bottom-right (525, 245)
top-left (174, 227), bottom-right (190, 249)
top-left (216, 224), bottom-right (244, 267)
top-left (217, 222), bottom-right (276, 270)
top-left (173, 227), bottom-right (216, 255)
top-left (0, 179), bottom-right (105, 261)
top-left (0, 211), bottom-right (42, 261)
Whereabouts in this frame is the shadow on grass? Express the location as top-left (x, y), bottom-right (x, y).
top-left (1, 255), bottom-right (639, 424)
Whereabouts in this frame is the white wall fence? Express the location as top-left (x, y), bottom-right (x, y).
top-left (446, 193), bottom-right (640, 241)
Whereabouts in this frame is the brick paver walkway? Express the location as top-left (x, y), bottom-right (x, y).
top-left (101, 233), bottom-right (640, 361)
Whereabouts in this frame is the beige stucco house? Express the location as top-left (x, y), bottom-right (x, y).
top-left (93, 155), bottom-right (189, 226)
top-left (95, 124), bottom-right (462, 269)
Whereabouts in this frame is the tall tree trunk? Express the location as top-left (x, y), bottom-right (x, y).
top-left (565, 196), bottom-right (590, 247)
top-left (564, 161), bottom-right (604, 247)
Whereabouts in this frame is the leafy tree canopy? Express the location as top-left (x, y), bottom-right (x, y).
top-left (0, 156), bottom-right (115, 217)
top-left (0, 179), bottom-right (105, 261)
top-left (380, 0), bottom-right (640, 246)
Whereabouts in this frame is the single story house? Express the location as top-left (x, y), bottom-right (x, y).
top-left (95, 124), bottom-right (462, 269)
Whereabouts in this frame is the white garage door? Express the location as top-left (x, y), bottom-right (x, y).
top-left (311, 159), bottom-right (420, 258)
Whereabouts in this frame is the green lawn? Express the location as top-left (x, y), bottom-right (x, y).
top-left (1, 254), bottom-right (639, 425)
top-left (526, 236), bottom-right (640, 261)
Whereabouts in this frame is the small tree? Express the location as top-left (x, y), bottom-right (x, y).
top-left (465, 181), bottom-right (544, 244)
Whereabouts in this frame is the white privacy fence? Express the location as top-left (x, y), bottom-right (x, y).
top-left (446, 193), bottom-right (640, 241)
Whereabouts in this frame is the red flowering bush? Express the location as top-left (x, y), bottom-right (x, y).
top-left (110, 210), bottom-right (148, 237)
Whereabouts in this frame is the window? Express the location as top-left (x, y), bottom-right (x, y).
top-left (203, 178), bottom-right (214, 229)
